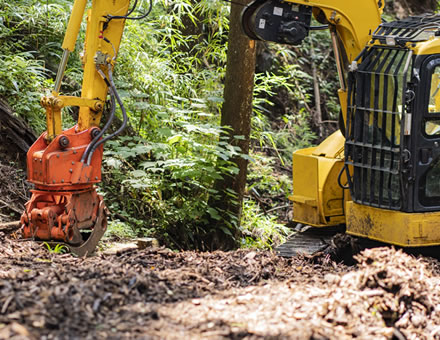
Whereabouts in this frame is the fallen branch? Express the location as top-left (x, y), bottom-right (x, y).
top-left (266, 204), bottom-right (290, 213)
top-left (250, 188), bottom-right (268, 215)
top-left (0, 220), bottom-right (21, 232)
top-left (0, 199), bottom-right (23, 214)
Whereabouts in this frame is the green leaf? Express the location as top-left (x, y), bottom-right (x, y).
top-left (140, 161), bottom-right (157, 168)
top-left (105, 158), bottom-right (122, 169)
top-left (157, 128), bottom-right (172, 137)
top-left (167, 134), bottom-right (183, 145)
top-left (220, 226), bottom-right (233, 236)
top-left (206, 96), bottom-right (224, 103)
top-left (241, 154), bottom-right (255, 162)
top-left (131, 170), bottom-right (147, 178)
top-left (207, 208), bottom-right (221, 220)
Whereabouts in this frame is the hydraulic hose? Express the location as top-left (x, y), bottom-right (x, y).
top-left (83, 35), bottom-right (127, 165)
top-left (80, 77), bottom-right (116, 163)
top-left (105, 0), bottom-right (152, 23)
top-left (86, 67), bottom-right (128, 165)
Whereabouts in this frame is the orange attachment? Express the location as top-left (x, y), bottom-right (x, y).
top-left (21, 188), bottom-right (104, 244)
top-left (22, 125), bottom-right (106, 245)
top-left (27, 125), bottom-right (103, 189)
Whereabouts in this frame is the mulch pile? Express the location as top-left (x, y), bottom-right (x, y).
top-left (0, 163), bottom-right (30, 222)
top-left (1, 232), bottom-right (440, 339)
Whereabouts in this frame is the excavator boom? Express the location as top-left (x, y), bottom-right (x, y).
top-left (21, 0), bottom-right (133, 255)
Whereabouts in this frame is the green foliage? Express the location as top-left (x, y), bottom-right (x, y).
top-left (250, 24), bottom-right (341, 163)
top-left (104, 220), bottom-right (138, 240)
top-left (240, 199), bottom-right (291, 249)
top-left (43, 242), bottom-right (68, 254)
top-left (0, 52), bottom-right (51, 133)
top-left (0, 0), bottom-right (76, 133)
top-left (276, 26), bottom-right (341, 121)
top-left (244, 152), bottom-right (292, 249)
top-left (95, 0), bottom-right (246, 249)
top-left (252, 70), bottom-right (316, 164)
top-left (102, 128), bottom-right (240, 249)
top-left (247, 152), bottom-right (290, 200)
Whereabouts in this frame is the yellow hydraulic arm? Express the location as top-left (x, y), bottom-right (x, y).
top-left (46, 0), bottom-right (130, 140)
top-left (284, 0), bottom-right (384, 121)
top-left (285, 0), bottom-right (384, 61)
top-left (22, 0), bottom-right (136, 256)
top-left (243, 0), bottom-right (384, 123)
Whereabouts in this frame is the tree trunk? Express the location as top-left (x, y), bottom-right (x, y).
top-left (209, 0), bottom-right (256, 250)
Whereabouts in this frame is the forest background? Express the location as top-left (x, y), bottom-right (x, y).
top-left (0, 0), bottom-right (436, 250)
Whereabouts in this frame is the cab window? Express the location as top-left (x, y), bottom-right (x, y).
top-left (429, 66), bottom-right (440, 113)
top-left (425, 66), bottom-right (440, 136)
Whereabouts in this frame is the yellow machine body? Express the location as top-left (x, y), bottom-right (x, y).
top-left (291, 131), bottom-right (346, 227)
top-left (346, 202), bottom-right (440, 247)
top-left (342, 35), bottom-right (440, 246)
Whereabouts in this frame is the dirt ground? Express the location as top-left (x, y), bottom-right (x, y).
top-left (1, 232), bottom-right (440, 340)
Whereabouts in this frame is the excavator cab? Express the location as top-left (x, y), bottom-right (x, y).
top-left (345, 46), bottom-right (409, 212)
top-left (413, 52), bottom-right (440, 210)
top-left (344, 15), bottom-right (440, 246)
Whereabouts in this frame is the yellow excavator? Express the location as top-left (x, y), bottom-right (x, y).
top-left (243, 0), bottom-right (440, 250)
top-left (19, 0), bottom-right (440, 255)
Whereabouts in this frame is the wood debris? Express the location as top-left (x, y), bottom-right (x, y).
top-left (0, 232), bottom-right (440, 339)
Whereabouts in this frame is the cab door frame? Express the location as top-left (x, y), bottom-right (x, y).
top-left (412, 54), bottom-right (440, 212)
